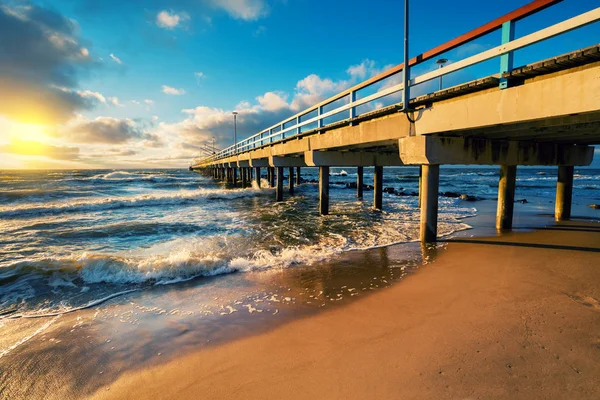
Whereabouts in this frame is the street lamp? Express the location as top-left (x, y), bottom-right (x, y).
top-left (232, 111), bottom-right (238, 154)
top-left (436, 58), bottom-right (448, 91)
top-left (212, 136), bottom-right (215, 155)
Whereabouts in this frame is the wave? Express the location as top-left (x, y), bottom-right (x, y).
top-left (0, 187), bottom-right (264, 219)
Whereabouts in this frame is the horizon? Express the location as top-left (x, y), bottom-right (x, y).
top-left (0, 0), bottom-right (598, 169)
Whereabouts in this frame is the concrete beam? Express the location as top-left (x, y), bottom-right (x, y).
top-left (304, 151), bottom-right (404, 167)
top-left (399, 136), bottom-right (593, 166)
top-left (249, 158), bottom-right (269, 167)
top-left (237, 160), bottom-right (251, 168)
top-left (268, 156), bottom-right (307, 167)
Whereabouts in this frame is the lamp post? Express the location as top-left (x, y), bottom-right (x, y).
top-left (212, 136), bottom-right (215, 155)
top-left (401, 0), bottom-right (410, 111)
top-left (436, 58), bottom-right (448, 91)
top-left (232, 112), bottom-right (238, 155)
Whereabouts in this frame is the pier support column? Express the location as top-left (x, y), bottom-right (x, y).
top-left (374, 166), bottom-right (383, 210)
top-left (276, 167), bottom-right (284, 201)
top-left (268, 167), bottom-right (275, 188)
top-left (420, 164), bottom-right (440, 243)
top-left (418, 166), bottom-right (423, 208)
top-left (555, 165), bottom-right (574, 221)
top-left (254, 167), bottom-right (261, 188)
top-left (226, 168), bottom-right (231, 183)
top-left (241, 167), bottom-right (247, 187)
top-left (232, 168), bottom-right (238, 187)
top-left (357, 166), bottom-right (364, 199)
top-left (496, 165), bottom-right (517, 230)
top-left (289, 167), bottom-right (294, 195)
top-left (319, 166), bottom-right (330, 215)
top-left (296, 167), bottom-right (301, 185)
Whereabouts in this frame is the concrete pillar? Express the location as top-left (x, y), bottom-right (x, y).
top-left (289, 167), bottom-right (294, 195)
top-left (496, 165), bottom-right (517, 230)
top-left (255, 167), bottom-right (261, 188)
top-left (374, 166), bottom-right (383, 210)
top-left (241, 167), bottom-right (247, 187)
top-left (357, 166), bottom-right (364, 199)
top-left (226, 167), bottom-right (231, 183)
top-left (420, 164), bottom-right (440, 243)
top-left (319, 166), bottom-right (329, 215)
top-left (232, 168), bottom-right (238, 187)
top-left (296, 167), bottom-right (301, 185)
top-left (555, 165), bottom-right (574, 221)
top-left (269, 167), bottom-right (275, 188)
top-left (418, 166), bottom-right (423, 208)
top-left (276, 167), bottom-right (284, 201)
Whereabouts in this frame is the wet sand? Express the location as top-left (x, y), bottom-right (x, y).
top-left (89, 220), bottom-right (600, 400)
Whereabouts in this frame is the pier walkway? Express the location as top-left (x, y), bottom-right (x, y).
top-left (191, 0), bottom-right (600, 242)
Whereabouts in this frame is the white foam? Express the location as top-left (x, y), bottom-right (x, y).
top-left (0, 187), bottom-right (265, 218)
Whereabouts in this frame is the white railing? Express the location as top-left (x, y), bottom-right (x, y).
top-left (193, 4), bottom-right (600, 167)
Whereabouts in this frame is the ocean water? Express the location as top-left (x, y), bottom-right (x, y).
top-left (0, 166), bottom-right (599, 320)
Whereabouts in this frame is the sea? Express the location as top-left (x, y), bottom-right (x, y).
top-left (1, 166), bottom-right (599, 398)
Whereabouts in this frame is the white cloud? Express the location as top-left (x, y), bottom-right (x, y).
top-left (57, 115), bottom-right (155, 144)
top-left (108, 97), bottom-right (123, 107)
top-left (156, 10), bottom-right (190, 29)
top-left (162, 85), bottom-right (186, 95)
top-left (109, 53), bottom-right (122, 65)
top-left (210, 0), bottom-right (268, 21)
top-left (144, 99), bottom-right (154, 106)
top-left (76, 90), bottom-right (106, 104)
top-left (154, 59), bottom-right (396, 154)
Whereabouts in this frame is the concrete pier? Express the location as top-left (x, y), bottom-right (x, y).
top-left (420, 165), bottom-right (440, 243)
top-left (233, 168), bottom-right (238, 187)
top-left (269, 167), bottom-right (275, 188)
top-left (255, 167), bottom-right (261, 188)
top-left (296, 167), bottom-right (301, 186)
top-left (289, 167), bottom-right (294, 195)
top-left (555, 165), bottom-right (574, 221)
top-left (374, 166), bottom-right (383, 210)
top-left (319, 166), bottom-right (329, 215)
top-left (496, 165), bottom-right (517, 230)
top-left (241, 167), bottom-right (247, 187)
top-left (276, 167), bottom-right (284, 202)
top-left (357, 166), bottom-right (364, 199)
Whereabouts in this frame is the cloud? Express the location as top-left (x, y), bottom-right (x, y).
top-left (156, 10), bottom-right (190, 29)
top-left (210, 0), bottom-right (268, 21)
top-left (57, 115), bottom-right (158, 144)
top-left (108, 96), bottom-right (123, 107)
top-left (157, 59), bottom-right (393, 153)
top-left (162, 85), bottom-right (186, 95)
top-left (0, 2), bottom-right (96, 124)
top-left (0, 139), bottom-right (80, 160)
top-left (109, 53), bottom-right (122, 64)
top-left (144, 99), bottom-right (154, 106)
top-left (253, 25), bottom-right (266, 37)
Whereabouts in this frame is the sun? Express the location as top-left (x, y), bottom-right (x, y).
top-left (7, 121), bottom-right (49, 142)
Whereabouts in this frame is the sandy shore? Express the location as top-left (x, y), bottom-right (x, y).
top-left (88, 220), bottom-right (600, 400)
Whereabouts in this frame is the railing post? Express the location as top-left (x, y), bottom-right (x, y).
top-left (349, 90), bottom-right (356, 125)
top-left (296, 116), bottom-right (300, 135)
top-left (318, 106), bottom-right (324, 130)
top-left (499, 20), bottom-right (515, 89)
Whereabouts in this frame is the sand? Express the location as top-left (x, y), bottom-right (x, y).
top-left (89, 221), bottom-right (600, 400)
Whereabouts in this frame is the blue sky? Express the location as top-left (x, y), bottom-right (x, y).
top-left (0, 0), bottom-right (598, 168)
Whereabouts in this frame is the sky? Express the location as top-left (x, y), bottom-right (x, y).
top-left (0, 0), bottom-right (598, 169)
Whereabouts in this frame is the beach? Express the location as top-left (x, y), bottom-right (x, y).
top-left (85, 220), bottom-right (600, 400)
top-left (1, 169), bottom-right (599, 399)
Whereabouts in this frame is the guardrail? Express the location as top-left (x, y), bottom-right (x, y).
top-left (193, 0), bottom-right (600, 167)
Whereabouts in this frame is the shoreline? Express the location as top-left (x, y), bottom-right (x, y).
top-left (87, 219), bottom-right (600, 399)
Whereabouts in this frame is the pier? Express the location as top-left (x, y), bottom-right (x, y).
top-left (192, 0), bottom-right (600, 243)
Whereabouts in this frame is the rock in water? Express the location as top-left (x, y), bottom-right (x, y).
top-left (588, 204), bottom-right (600, 209)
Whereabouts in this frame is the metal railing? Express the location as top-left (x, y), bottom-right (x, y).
top-left (193, 1), bottom-right (600, 167)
